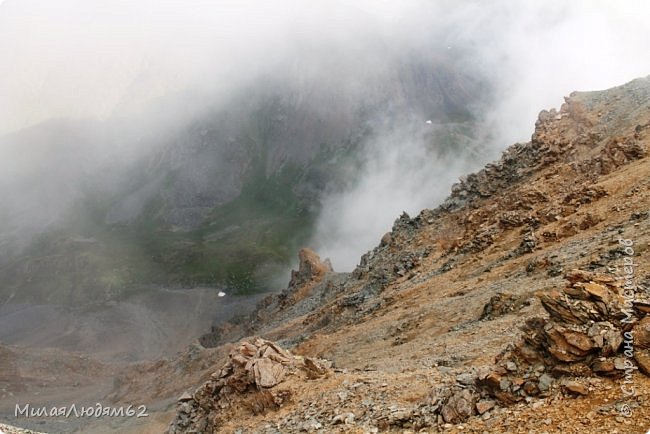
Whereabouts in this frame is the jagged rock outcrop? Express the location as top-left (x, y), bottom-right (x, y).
top-left (167, 338), bottom-right (330, 433)
top-left (288, 248), bottom-right (333, 289)
top-left (475, 268), bottom-right (649, 406)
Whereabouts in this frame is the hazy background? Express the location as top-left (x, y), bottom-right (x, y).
top-left (1, 0), bottom-right (650, 274)
top-left (310, 0), bottom-right (650, 268)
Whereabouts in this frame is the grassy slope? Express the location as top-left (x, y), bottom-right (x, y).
top-left (133, 161), bottom-right (317, 292)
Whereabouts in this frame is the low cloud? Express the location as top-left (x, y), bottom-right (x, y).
top-left (310, 0), bottom-right (650, 270)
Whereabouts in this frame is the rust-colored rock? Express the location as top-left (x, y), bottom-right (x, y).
top-left (539, 290), bottom-right (587, 324)
top-left (591, 358), bottom-right (619, 376)
top-left (483, 372), bottom-right (503, 390)
top-left (563, 380), bottom-right (589, 396)
top-left (288, 248), bottom-right (333, 288)
top-left (633, 316), bottom-right (650, 350)
top-left (440, 389), bottom-right (476, 423)
top-left (475, 399), bottom-right (496, 415)
top-left (544, 325), bottom-right (594, 362)
top-left (582, 282), bottom-right (610, 302)
top-left (635, 349), bottom-right (650, 376)
top-left (522, 380), bottom-right (540, 396)
top-left (565, 269), bottom-right (594, 284)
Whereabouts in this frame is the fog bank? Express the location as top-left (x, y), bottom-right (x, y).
top-left (310, 0), bottom-right (650, 270)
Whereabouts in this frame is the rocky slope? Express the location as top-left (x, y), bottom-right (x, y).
top-left (156, 76), bottom-right (650, 433)
top-left (3, 77), bottom-right (649, 434)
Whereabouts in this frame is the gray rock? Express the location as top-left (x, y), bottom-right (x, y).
top-left (456, 372), bottom-right (477, 386)
top-left (538, 374), bottom-right (553, 392)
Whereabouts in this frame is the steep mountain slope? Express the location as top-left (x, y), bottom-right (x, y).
top-left (2, 75), bottom-right (649, 434)
top-left (143, 76), bottom-right (650, 433)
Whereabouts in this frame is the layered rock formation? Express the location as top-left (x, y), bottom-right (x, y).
top-left (475, 268), bottom-right (649, 406)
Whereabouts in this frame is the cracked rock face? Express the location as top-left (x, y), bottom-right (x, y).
top-left (440, 389), bottom-right (477, 423)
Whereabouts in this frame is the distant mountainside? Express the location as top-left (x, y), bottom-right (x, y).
top-left (0, 50), bottom-right (489, 305)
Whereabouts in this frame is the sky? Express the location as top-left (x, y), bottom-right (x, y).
top-left (2, 1), bottom-right (649, 137)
